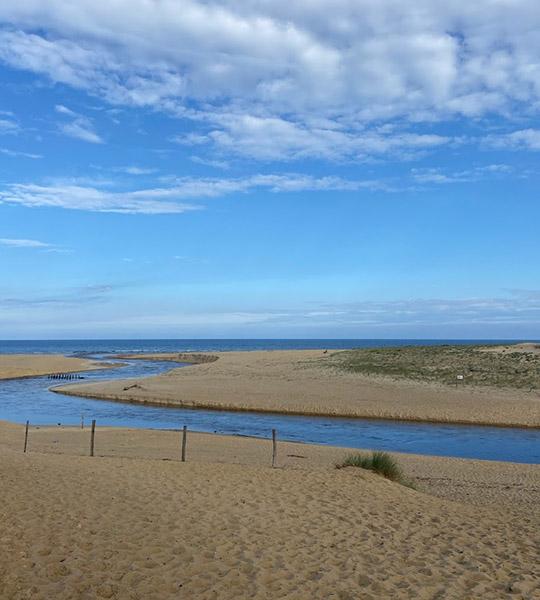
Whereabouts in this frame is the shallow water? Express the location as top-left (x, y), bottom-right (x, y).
top-left (1, 355), bottom-right (538, 464)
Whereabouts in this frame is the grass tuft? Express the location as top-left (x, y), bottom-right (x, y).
top-left (336, 451), bottom-right (414, 487)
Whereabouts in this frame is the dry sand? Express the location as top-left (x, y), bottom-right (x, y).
top-left (57, 350), bottom-right (540, 427)
top-left (0, 354), bottom-right (118, 380)
top-left (1, 421), bottom-right (539, 599)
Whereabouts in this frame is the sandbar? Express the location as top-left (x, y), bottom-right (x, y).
top-left (0, 353), bottom-right (118, 380)
top-left (56, 349), bottom-right (540, 427)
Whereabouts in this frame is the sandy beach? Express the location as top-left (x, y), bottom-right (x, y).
top-left (3, 1), bottom-right (539, 598)
top-left (0, 420), bottom-right (538, 599)
top-left (56, 349), bottom-right (540, 427)
top-left (0, 354), bottom-right (117, 381)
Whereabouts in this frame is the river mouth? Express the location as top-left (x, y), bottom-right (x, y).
top-left (1, 354), bottom-right (539, 464)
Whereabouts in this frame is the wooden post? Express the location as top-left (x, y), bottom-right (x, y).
top-left (81, 414), bottom-right (84, 429)
top-left (90, 419), bottom-right (96, 457)
top-left (181, 425), bottom-right (187, 462)
top-left (272, 428), bottom-right (277, 468)
top-left (23, 420), bottom-right (29, 453)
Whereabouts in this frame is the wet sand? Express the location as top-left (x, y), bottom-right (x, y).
top-left (0, 420), bottom-right (538, 599)
top-left (0, 354), bottom-right (116, 380)
top-left (57, 350), bottom-right (540, 427)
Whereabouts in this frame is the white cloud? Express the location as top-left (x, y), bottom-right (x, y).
top-left (411, 164), bottom-right (514, 185)
top-left (0, 30), bottom-right (186, 110)
top-left (0, 117), bottom-right (18, 134)
top-left (0, 173), bottom-right (387, 214)
top-left (0, 184), bottom-right (199, 214)
top-left (0, 2), bottom-right (539, 160)
top-left (199, 114), bottom-right (451, 161)
top-left (170, 133), bottom-right (209, 146)
top-left (60, 121), bottom-right (102, 143)
top-left (257, 293), bottom-right (540, 329)
top-left (190, 155), bottom-right (230, 170)
top-left (484, 129), bottom-right (540, 151)
top-left (113, 166), bottom-right (157, 175)
top-left (160, 173), bottom-right (388, 195)
top-left (0, 237), bottom-right (52, 248)
top-left (55, 104), bottom-right (103, 144)
top-left (0, 147), bottom-right (42, 158)
top-left (55, 104), bottom-right (76, 117)
top-left (0, 237), bottom-right (68, 252)
top-left (316, 293), bottom-right (540, 328)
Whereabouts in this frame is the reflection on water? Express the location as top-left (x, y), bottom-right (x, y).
top-left (1, 358), bottom-right (538, 464)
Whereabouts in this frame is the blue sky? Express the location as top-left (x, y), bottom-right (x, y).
top-left (0, 1), bottom-right (539, 339)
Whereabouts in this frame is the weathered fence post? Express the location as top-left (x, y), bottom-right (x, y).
top-left (272, 428), bottom-right (277, 468)
top-left (81, 414), bottom-right (84, 429)
top-left (23, 420), bottom-right (29, 453)
top-left (181, 425), bottom-right (187, 462)
top-left (90, 419), bottom-right (96, 457)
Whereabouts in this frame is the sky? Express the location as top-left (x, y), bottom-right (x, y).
top-left (0, 0), bottom-right (539, 339)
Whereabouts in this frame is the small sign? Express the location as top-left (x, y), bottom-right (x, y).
top-left (456, 375), bottom-right (464, 380)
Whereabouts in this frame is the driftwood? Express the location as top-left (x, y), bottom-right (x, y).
top-left (123, 384), bottom-right (143, 391)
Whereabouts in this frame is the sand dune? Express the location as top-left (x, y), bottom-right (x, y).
top-left (0, 354), bottom-right (117, 380)
top-left (57, 350), bottom-right (540, 427)
top-left (0, 421), bottom-right (538, 600)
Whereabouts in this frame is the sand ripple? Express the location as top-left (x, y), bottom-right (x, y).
top-left (1, 442), bottom-right (538, 599)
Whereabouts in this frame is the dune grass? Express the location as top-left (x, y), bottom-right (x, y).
top-left (336, 451), bottom-right (414, 487)
top-left (324, 344), bottom-right (540, 390)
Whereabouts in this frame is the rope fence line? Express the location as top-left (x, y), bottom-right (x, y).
top-left (20, 420), bottom-right (279, 467)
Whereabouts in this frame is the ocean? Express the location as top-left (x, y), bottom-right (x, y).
top-left (0, 338), bottom-right (526, 356)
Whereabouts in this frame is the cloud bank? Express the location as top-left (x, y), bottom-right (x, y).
top-left (2, 290), bottom-right (539, 338)
top-left (0, 1), bottom-right (539, 161)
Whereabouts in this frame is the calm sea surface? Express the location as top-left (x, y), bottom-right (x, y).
top-left (0, 338), bottom-right (524, 355)
top-left (1, 339), bottom-right (538, 464)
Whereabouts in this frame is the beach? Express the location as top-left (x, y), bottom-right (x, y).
top-left (0, 354), bottom-right (117, 381)
top-left (0, 420), bottom-right (538, 599)
top-left (1, 352), bottom-right (539, 598)
top-left (55, 349), bottom-right (540, 427)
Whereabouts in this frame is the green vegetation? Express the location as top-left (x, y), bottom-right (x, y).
top-left (324, 344), bottom-right (540, 390)
top-left (336, 451), bottom-right (413, 487)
